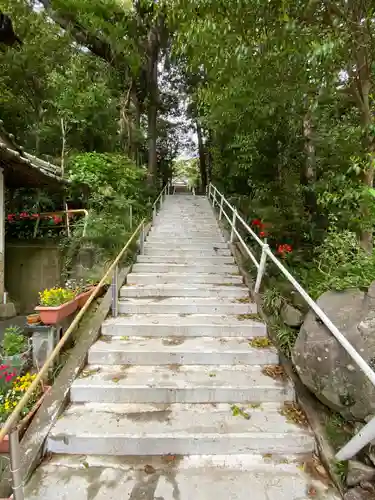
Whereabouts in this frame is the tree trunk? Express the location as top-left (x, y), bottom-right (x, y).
top-left (301, 110), bottom-right (317, 216)
top-left (146, 25), bottom-right (160, 185)
top-left (196, 121), bottom-right (207, 190)
top-left (360, 101), bottom-right (374, 253)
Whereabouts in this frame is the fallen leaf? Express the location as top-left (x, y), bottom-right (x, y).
top-left (144, 464), bottom-right (156, 474)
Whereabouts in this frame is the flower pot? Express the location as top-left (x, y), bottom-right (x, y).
top-left (35, 299), bottom-right (78, 325)
top-left (0, 386), bottom-right (51, 453)
top-left (76, 287), bottom-right (95, 309)
top-left (76, 285), bottom-right (104, 308)
top-left (26, 313), bottom-right (41, 325)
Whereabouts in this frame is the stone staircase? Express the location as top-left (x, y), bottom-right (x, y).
top-left (25, 195), bottom-right (339, 499)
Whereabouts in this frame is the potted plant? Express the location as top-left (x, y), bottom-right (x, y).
top-left (0, 372), bottom-right (50, 453)
top-left (35, 287), bottom-right (77, 325)
top-left (0, 326), bottom-right (30, 374)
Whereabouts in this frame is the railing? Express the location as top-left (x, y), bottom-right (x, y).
top-left (32, 208), bottom-right (89, 238)
top-left (0, 182), bottom-right (170, 499)
top-left (208, 182), bottom-right (375, 462)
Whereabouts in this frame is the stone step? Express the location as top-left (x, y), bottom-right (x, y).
top-left (136, 255), bottom-right (235, 264)
top-left (131, 263), bottom-right (238, 274)
top-left (127, 273), bottom-right (243, 285)
top-left (88, 337), bottom-right (278, 365)
top-left (101, 314), bottom-right (266, 337)
top-left (70, 365), bottom-right (293, 404)
top-left (24, 454), bottom-right (340, 500)
top-left (144, 248), bottom-right (232, 256)
top-left (47, 403), bottom-right (313, 456)
top-left (117, 297), bottom-right (255, 315)
top-left (147, 236), bottom-right (226, 243)
top-left (144, 242), bottom-right (229, 250)
top-left (120, 284), bottom-right (248, 298)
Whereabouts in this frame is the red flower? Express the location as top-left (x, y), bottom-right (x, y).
top-left (0, 365), bottom-right (9, 371)
top-left (5, 375), bottom-right (13, 383)
top-left (277, 244), bottom-right (293, 256)
top-left (20, 212), bottom-right (29, 219)
top-left (259, 231), bottom-right (267, 238)
top-left (31, 213), bottom-right (39, 219)
top-left (251, 219), bottom-right (261, 226)
top-left (7, 214), bottom-right (15, 222)
top-left (53, 215), bottom-right (63, 224)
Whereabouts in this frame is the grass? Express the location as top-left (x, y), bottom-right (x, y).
top-left (333, 460), bottom-right (348, 485)
top-left (325, 412), bottom-right (353, 451)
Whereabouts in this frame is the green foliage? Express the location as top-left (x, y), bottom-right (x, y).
top-left (67, 153), bottom-right (155, 261)
top-left (299, 229), bottom-right (375, 298)
top-left (1, 327), bottom-right (27, 357)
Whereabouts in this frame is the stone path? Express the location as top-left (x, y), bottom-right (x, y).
top-left (24, 195), bottom-right (339, 499)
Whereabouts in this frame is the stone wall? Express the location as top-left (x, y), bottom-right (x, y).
top-left (5, 241), bottom-right (62, 314)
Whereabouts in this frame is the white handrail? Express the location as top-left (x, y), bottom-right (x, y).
top-left (208, 182), bottom-right (375, 461)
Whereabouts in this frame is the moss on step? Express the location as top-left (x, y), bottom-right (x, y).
top-left (249, 337), bottom-right (272, 348)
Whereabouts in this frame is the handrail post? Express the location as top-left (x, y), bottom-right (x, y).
top-left (139, 223), bottom-right (145, 255)
top-left (219, 194), bottom-right (224, 220)
top-left (208, 184), bottom-right (212, 200)
top-left (153, 204), bottom-right (156, 222)
top-left (230, 210), bottom-right (237, 243)
top-left (111, 264), bottom-right (118, 317)
top-left (10, 427), bottom-right (24, 500)
top-left (254, 244), bottom-right (269, 294)
top-left (212, 187), bottom-right (217, 207)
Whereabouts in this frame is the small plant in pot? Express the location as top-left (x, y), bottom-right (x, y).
top-left (0, 326), bottom-right (30, 375)
top-left (35, 287), bottom-right (77, 325)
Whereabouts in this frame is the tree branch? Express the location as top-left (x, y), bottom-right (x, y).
top-left (38, 0), bottom-right (121, 66)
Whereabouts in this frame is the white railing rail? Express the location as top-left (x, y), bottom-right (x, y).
top-left (208, 182), bottom-right (375, 462)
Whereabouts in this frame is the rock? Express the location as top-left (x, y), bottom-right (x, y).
top-left (344, 486), bottom-right (374, 500)
top-left (347, 461), bottom-right (375, 487)
top-left (359, 481), bottom-right (375, 493)
top-left (292, 286), bottom-right (375, 420)
top-left (281, 303), bottom-right (304, 327)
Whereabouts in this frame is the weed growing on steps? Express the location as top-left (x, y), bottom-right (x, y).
top-left (249, 336), bottom-right (273, 348)
top-left (268, 318), bottom-right (298, 359)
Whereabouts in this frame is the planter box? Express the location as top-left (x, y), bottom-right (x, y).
top-left (35, 299), bottom-right (77, 325)
top-left (0, 386), bottom-right (51, 453)
top-left (76, 285), bottom-right (104, 309)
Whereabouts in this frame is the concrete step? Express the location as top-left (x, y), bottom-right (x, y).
top-left (88, 337), bottom-right (278, 365)
top-left (70, 365), bottom-right (293, 404)
top-left (131, 263), bottom-right (238, 274)
top-left (47, 403), bottom-right (313, 456)
top-left (118, 297), bottom-right (257, 315)
top-left (101, 314), bottom-right (266, 337)
top-left (144, 242), bottom-right (229, 250)
top-left (24, 454), bottom-right (340, 500)
top-left (117, 297), bottom-right (256, 315)
top-left (144, 248), bottom-right (232, 256)
top-left (120, 284), bottom-right (248, 298)
top-left (136, 255), bottom-right (235, 264)
top-left (127, 273), bottom-right (243, 285)
top-left (147, 236), bottom-right (226, 243)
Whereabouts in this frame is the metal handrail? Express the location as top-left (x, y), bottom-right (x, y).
top-left (33, 209), bottom-right (89, 238)
top-left (208, 182), bottom-right (375, 461)
top-left (0, 183), bottom-right (170, 444)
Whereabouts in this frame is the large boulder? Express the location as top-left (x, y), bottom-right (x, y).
top-left (292, 285), bottom-right (375, 421)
